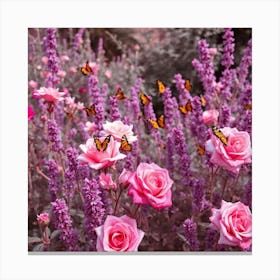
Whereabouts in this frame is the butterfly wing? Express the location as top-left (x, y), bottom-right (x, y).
top-left (120, 135), bottom-right (132, 152)
top-left (116, 88), bottom-right (125, 100)
top-left (85, 61), bottom-right (92, 73)
top-left (148, 119), bottom-right (159, 129)
top-left (157, 114), bottom-right (165, 128)
top-left (157, 80), bottom-right (166, 94)
top-left (80, 67), bottom-right (89, 76)
top-left (212, 126), bottom-right (228, 145)
top-left (65, 112), bottom-right (73, 119)
top-left (200, 95), bottom-right (206, 107)
top-left (197, 145), bottom-right (205, 155)
top-left (186, 100), bottom-right (193, 112)
top-left (100, 135), bottom-right (111, 151)
top-left (179, 106), bottom-right (187, 115)
top-left (84, 104), bottom-right (96, 116)
top-left (185, 79), bottom-right (192, 91)
top-left (139, 93), bottom-right (150, 106)
top-left (94, 137), bottom-right (103, 151)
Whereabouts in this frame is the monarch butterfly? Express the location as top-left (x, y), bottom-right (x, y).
top-left (212, 126), bottom-right (228, 146)
top-left (115, 88), bottom-right (127, 100)
top-left (83, 104), bottom-right (96, 116)
top-left (79, 61), bottom-right (92, 76)
top-left (197, 145), bottom-right (205, 155)
top-left (185, 79), bottom-right (192, 91)
top-left (94, 135), bottom-right (111, 152)
top-left (120, 135), bottom-right (132, 152)
top-left (157, 114), bottom-right (165, 128)
top-left (139, 92), bottom-right (151, 106)
top-left (147, 114), bottom-right (165, 129)
top-left (178, 100), bottom-right (193, 115)
top-left (157, 80), bottom-right (166, 94)
top-left (245, 104), bottom-right (252, 110)
top-left (200, 95), bottom-right (206, 108)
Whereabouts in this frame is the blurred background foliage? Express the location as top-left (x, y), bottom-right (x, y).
top-left (29, 27), bottom-right (251, 112)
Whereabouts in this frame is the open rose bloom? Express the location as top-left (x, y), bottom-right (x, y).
top-left (77, 136), bottom-right (126, 170)
top-left (95, 215), bottom-right (144, 252)
top-left (33, 87), bottom-right (65, 103)
top-left (128, 162), bottom-right (173, 210)
top-left (103, 120), bottom-right (137, 143)
top-left (205, 127), bottom-right (252, 174)
top-left (210, 200), bottom-right (252, 250)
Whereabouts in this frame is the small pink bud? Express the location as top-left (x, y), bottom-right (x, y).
top-left (37, 212), bottom-right (50, 226)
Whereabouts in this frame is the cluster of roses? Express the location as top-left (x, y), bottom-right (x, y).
top-left (34, 85), bottom-right (252, 251)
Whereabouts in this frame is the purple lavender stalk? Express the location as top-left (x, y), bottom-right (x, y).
top-left (109, 96), bottom-right (121, 121)
top-left (221, 28), bottom-right (235, 68)
top-left (172, 127), bottom-right (191, 188)
top-left (87, 75), bottom-right (105, 133)
top-left (45, 159), bottom-right (60, 201)
top-left (47, 119), bottom-right (63, 152)
top-left (237, 39), bottom-right (252, 87)
top-left (45, 28), bottom-right (60, 87)
top-left (183, 219), bottom-right (200, 251)
top-left (72, 28), bottom-right (85, 55)
top-left (82, 178), bottom-right (105, 251)
top-left (162, 87), bottom-right (174, 132)
top-left (51, 198), bottom-right (79, 251)
top-left (205, 227), bottom-right (219, 251)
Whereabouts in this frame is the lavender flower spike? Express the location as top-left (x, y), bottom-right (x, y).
top-left (183, 219), bottom-right (200, 251)
top-left (82, 178), bottom-right (105, 251)
top-left (47, 119), bottom-right (63, 152)
top-left (51, 198), bottom-right (79, 251)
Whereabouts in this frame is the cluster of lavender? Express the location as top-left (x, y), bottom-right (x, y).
top-left (28, 28), bottom-right (252, 252)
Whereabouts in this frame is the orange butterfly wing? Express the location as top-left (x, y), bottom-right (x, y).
top-left (185, 79), bottom-right (192, 91)
top-left (94, 135), bottom-right (111, 152)
top-left (120, 135), bottom-right (132, 152)
top-left (245, 104), bottom-right (252, 110)
top-left (65, 112), bottom-right (73, 119)
top-left (200, 95), bottom-right (206, 107)
top-left (84, 104), bottom-right (96, 116)
top-left (186, 100), bottom-right (193, 112)
top-left (157, 114), bottom-right (165, 128)
top-left (197, 145), bottom-right (205, 155)
top-left (179, 106), bottom-right (187, 115)
top-left (115, 88), bottom-right (126, 100)
top-left (212, 126), bottom-right (228, 146)
top-left (148, 119), bottom-right (159, 129)
top-left (157, 80), bottom-right (166, 94)
top-left (85, 61), bottom-right (92, 73)
top-left (80, 61), bottom-right (92, 76)
top-left (139, 93), bottom-right (150, 106)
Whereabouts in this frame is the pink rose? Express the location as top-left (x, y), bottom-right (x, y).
top-left (78, 136), bottom-right (126, 170)
top-left (209, 47), bottom-right (217, 56)
top-left (99, 173), bottom-right (117, 191)
top-left (205, 127), bottom-right (251, 174)
top-left (57, 70), bottom-right (66, 78)
top-left (70, 66), bottom-right (78, 73)
top-left (210, 200), bottom-right (252, 250)
top-left (105, 70), bottom-right (112, 79)
top-left (37, 212), bottom-right (50, 226)
top-left (128, 162), bottom-right (173, 210)
top-left (28, 105), bottom-right (36, 121)
top-left (95, 215), bottom-right (144, 252)
top-left (60, 55), bottom-right (70, 62)
top-left (118, 168), bottom-right (133, 188)
top-left (84, 121), bottom-right (97, 134)
top-left (103, 120), bottom-right (137, 143)
top-left (33, 87), bottom-right (65, 103)
top-left (202, 109), bottom-right (219, 125)
top-left (28, 80), bottom-right (38, 89)
top-left (41, 56), bottom-right (48, 65)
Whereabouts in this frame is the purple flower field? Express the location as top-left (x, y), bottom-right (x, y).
top-left (28, 28), bottom-right (252, 252)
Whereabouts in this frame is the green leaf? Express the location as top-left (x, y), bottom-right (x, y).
top-left (28, 237), bottom-right (42, 244)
